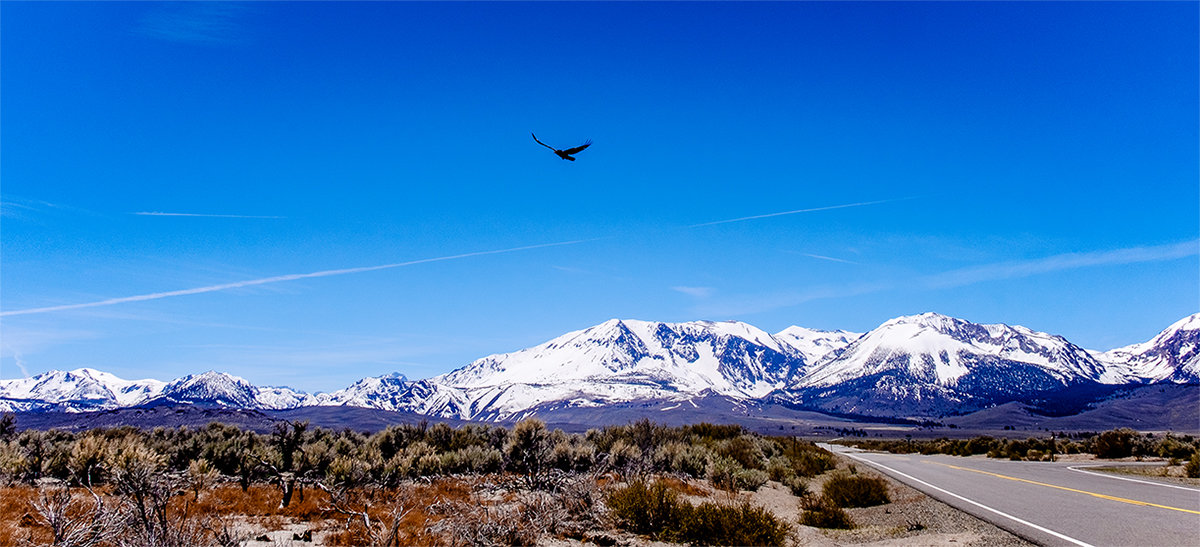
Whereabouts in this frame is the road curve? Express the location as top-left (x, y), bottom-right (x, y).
top-left (821, 444), bottom-right (1200, 547)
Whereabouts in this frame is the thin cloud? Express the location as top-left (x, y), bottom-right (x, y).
top-left (133, 212), bottom-right (285, 219)
top-left (800, 253), bottom-right (859, 265)
top-left (695, 240), bottom-right (1199, 317)
top-left (138, 2), bottom-right (249, 45)
top-left (922, 240), bottom-right (1200, 289)
top-left (687, 197), bottom-right (912, 228)
top-left (0, 238), bottom-right (599, 318)
top-left (671, 286), bottom-right (715, 298)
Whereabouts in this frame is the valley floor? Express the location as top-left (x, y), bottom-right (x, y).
top-left (1, 452), bottom-right (1034, 547)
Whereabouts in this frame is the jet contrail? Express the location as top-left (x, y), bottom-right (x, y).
top-left (4, 197), bottom-right (907, 317)
top-left (0, 238), bottom-right (599, 317)
top-left (686, 197), bottom-right (912, 228)
top-left (133, 212), bottom-right (285, 219)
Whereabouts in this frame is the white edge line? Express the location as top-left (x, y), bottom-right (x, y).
top-left (1068, 465), bottom-right (1200, 493)
top-left (837, 449), bottom-right (1095, 547)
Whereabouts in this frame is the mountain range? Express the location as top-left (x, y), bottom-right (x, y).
top-left (2, 312), bottom-right (1197, 421)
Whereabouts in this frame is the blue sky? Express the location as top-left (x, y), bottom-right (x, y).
top-left (2, 1), bottom-right (1196, 392)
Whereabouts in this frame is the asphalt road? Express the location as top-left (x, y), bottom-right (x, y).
top-left (821, 444), bottom-right (1200, 547)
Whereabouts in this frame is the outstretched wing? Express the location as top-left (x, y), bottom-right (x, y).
top-left (562, 140), bottom-right (592, 155)
top-left (531, 132), bottom-right (558, 151)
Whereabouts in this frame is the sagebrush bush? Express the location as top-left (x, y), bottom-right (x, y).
top-left (733, 467), bottom-right (770, 492)
top-left (706, 455), bottom-right (743, 491)
top-left (606, 480), bottom-right (789, 546)
top-left (822, 471), bottom-right (890, 508)
top-left (606, 480), bottom-right (684, 535)
top-left (783, 474), bottom-right (809, 497)
top-left (799, 495), bottom-right (854, 529)
top-left (1186, 452), bottom-right (1200, 479)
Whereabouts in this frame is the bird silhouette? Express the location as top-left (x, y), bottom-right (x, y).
top-left (532, 133), bottom-right (591, 161)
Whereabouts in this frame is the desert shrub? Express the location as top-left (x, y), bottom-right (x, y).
top-left (783, 475), bottom-right (809, 497)
top-left (186, 459), bottom-right (218, 500)
top-left (606, 479), bottom-right (788, 545)
top-left (551, 436), bottom-right (596, 472)
top-left (606, 480), bottom-right (684, 536)
top-left (326, 455), bottom-right (371, 487)
top-left (733, 467), bottom-right (769, 492)
top-left (706, 455), bottom-right (743, 491)
top-left (68, 434), bottom-right (109, 487)
top-left (1092, 428), bottom-right (1137, 459)
top-left (799, 495), bottom-right (854, 529)
top-left (657, 442), bottom-right (711, 478)
top-left (1156, 436), bottom-right (1197, 460)
top-left (776, 438), bottom-right (835, 477)
top-left (674, 500), bottom-right (789, 546)
top-left (716, 435), bottom-right (767, 470)
top-left (822, 471), bottom-right (889, 508)
top-left (606, 439), bottom-right (643, 471)
top-left (442, 444), bottom-right (504, 474)
top-left (766, 456), bottom-right (794, 482)
top-left (1186, 452), bottom-right (1200, 479)
top-left (684, 423), bottom-right (745, 441)
top-left (506, 419), bottom-right (552, 478)
top-left (0, 442), bottom-right (26, 485)
top-left (1026, 449), bottom-right (1044, 461)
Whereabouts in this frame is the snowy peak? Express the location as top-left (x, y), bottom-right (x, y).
top-left (439, 318), bottom-right (799, 391)
top-left (775, 326), bottom-right (861, 364)
top-left (4, 312), bottom-right (1196, 420)
top-left (1097, 312), bottom-right (1200, 383)
top-left (151, 371), bottom-right (315, 409)
top-left (802, 313), bottom-right (1106, 389)
top-left (0, 368), bottom-right (166, 412)
top-left (418, 318), bottom-right (809, 420)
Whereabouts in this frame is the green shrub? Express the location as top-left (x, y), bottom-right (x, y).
top-left (606, 479), bottom-right (789, 545)
top-left (716, 435), bottom-right (767, 470)
top-left (733, 467), bottom-right (769, 492)
top-left (676, 500), bottom-right (790, 546)
top-left (606, 480), bottom-right (685, 535)
top-left (766, 456), bottom-right (796, 482)
top-left (706, 455), bottom-right (743, 491)
top-left (822, 471), bottom-right (890, 508)
top-left (800, 495), bottom-right (854, 529)
top-left (1185, 452), bottom-right (1200, 479)
top-left (1092, 428), bottom-right (1136, 459)
top-left (783, 475), bottom-right (809, 497)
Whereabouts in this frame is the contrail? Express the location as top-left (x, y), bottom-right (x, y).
top-left (687, 197), bottom-right (911, 228)
top-left (133, 211), bottom-right (285, 219)
top-left (0, 238), bottom-right (599, 317)
top-left (4, 197), bottom-right (907, 317)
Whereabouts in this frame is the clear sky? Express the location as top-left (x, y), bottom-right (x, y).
top-left (2, 1), bottom-right (1197, 393)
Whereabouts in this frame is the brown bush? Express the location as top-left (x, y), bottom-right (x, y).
top-left (822, 471), bottom-right (890, 508)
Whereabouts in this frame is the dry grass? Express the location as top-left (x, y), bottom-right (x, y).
top-left (0, 478), bottom-right (478, 547)
top-left (0, 486), bottom-right (45, 546)
top-left (657, 475), bottom-right (712, 498)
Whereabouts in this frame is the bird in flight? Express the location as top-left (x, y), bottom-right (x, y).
top-left (532, 133), bottom-right (591, 161)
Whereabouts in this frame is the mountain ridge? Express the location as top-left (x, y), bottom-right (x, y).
top-left (3, 312), bottom-right (1196, 420)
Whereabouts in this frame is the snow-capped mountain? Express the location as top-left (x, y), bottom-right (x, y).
top-left (781, 313), bottom-right (1110, 416)
top-left (146, 371), bottom-right (316, 409)
top-left (0, 368), bottom-right (166, 412)
top-left (3, 313), bottom-right (1196, 420)
top-left (775, 327), bottom-right (862, 364)
top-left (0, 369), bottom-right (313, 412)
top-left (1094, 313), bottom-right (1200, 384)
top-left (325, 319), bottom-right (827, 420)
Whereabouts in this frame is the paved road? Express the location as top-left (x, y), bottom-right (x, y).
top-left (821, 444), bottom-right (1200, 547)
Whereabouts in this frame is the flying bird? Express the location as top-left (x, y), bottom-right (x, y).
top-left (532, 133), bottom-right (591, 161)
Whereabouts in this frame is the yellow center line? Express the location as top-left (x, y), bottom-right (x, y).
top-left (923, 461), bottom-right (1200, 516)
